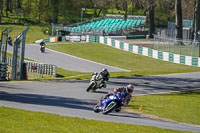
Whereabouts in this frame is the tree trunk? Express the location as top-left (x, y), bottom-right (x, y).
top-left (124, 0), bottom-right (128, 20)
top-left (115, 0), bottom-right (120, 10)
top-left (191, 0), bottom-right (196, 40)
top-left (175, 0), bottom-right (183, 39)
top-left (195, 0), bottom-right (200, 40)
top-left (148, 0), bottom-right (155, 38)
top-left (0, 0), bottom-right (3, 22)
top-left (131, 0), bottom-right (134, 15)
top-left (38, 0), bottom-right (42, 23)
top-left (93, 8), bottom-right (97, 18)
top-left (17, 0), bottom-right (21, 8)
top-left (6, 0), bottom-right (10, 17)
top-left (52, 0), bottom-right (59, 23)
top-left (97, 7), bottom-right (103, 17)
top-left (9, 0), bottom-right (12, 13)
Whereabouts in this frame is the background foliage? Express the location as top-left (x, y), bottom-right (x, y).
top-left (0, 0), bottom-right (195, 26)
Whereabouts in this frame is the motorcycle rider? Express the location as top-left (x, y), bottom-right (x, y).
top-left (40, 41), bottom-right (45, 52)
top-left (99, 84), bottom-right (134, 112)
top-left (98, 68), bottom-right (110, 88)
top-left (7, 36), bottom-right (12, 46)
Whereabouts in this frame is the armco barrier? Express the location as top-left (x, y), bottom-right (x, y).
top-left (97, 36), bottom-right (200, 67)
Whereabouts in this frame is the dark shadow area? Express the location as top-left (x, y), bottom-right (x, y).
top-left (107, 75), bottom-right (200, 95)
top-left (107, 112), bottom-right (141, 119)
top-left (56, 74), bottom-right (65, 78)
top-left (0, 91), bottom-right (96, 111)
top-left (0, 84), bottom-right (27, 90)
top-left (88, 90), bottom-right (109, 94)
top-left (41, 75), bottom-right (200, 96)
top-left (44, 79), bottom-right (90, 83)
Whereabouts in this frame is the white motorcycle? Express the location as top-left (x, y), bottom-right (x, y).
top-left (86, 73), bottom-right (105, 92)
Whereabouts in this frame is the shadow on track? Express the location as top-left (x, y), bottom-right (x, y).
top-left (108, 76), bottom-right (200, 95)
top-left (0, 91), bottom-right (96, 111)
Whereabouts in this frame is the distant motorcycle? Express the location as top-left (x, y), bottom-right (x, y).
top-left (93, 92), bottom-right (124, 114)
top-left (40, 45), bottom-right (45, 53)
top-left (86, 73), bottom-right (105, 92)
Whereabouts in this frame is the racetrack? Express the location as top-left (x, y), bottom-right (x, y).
top-left (7, 44), bottom-right (130, 72)
top-left (1, 73), bottom-right (200, 132)
top-left (4, 44), bottom-right (200, 132)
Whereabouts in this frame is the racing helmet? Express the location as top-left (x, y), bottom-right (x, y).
top-left (102, 68), bottom-right (108, 75)
top-left (126, 84), bottom-right (134, 93)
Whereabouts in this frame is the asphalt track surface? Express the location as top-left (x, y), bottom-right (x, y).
top-left (3, 44), bottom-right (200, 132)
top-left (7, 44), bottom-right (129, 72)
top-left (1, 73), bottom-right (200, 132)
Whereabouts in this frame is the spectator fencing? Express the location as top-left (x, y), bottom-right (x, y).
top-left (153, 35), bottom-right (200, 57)
top-left (7, 57), bottom-right (57, 77)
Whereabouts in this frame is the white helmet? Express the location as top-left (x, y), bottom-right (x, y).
top-left (102, 68), bottom-right (108, 75)
top-left (126, 84), bottom-right (134, 93)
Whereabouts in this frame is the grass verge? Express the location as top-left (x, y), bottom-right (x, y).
top-left (0, 25), bottom-right (50, 44)
top-left (0, 107), bottom-right (192, 133)
top-left (129, 90), bottom-right (200, 125)
top-left (6, 53), bottom-right (90, 80)
top-left (47, 43), bottom-right (200, 78)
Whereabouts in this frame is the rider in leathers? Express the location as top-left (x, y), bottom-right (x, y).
top-left (100, 84), bottom-right (134, 112)
top-left (98, 68), bottom-right (109, 88)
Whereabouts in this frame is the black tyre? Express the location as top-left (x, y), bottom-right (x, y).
top-left (102, 101), bottom-right (117, 114)
top-left (86, 82), bottom-right (94, 92)
top-left (93, 105), bottom-right (100, 113)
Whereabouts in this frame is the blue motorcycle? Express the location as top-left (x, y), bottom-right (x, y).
top-left (94, 92), bottom-right (124, 114)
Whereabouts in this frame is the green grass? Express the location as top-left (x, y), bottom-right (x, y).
top-left (6, 53), bottom-right (89, 80)
top-left (47, 43), bottom-right (200, 78)
top-left (56, 68), bottom-right (89, 79)
top-left (129, 90), bottom-right (200, 125)
top-left (0, 107), bottom-right (192, 133)
top-left (0, 25), bottom-right (50, 44)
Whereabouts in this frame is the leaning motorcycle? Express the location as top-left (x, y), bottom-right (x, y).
top-left (86, 73), bottom-right (104, 92)
top-left (93, 92), bottom-right (124, 114)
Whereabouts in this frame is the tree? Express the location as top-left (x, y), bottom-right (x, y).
top-left (0, 0), bottom-right (3, 23)
top-left (51, 0), bottom-right (59, 23)
top-left (175, 0), bottom-right (183, 39)
top-left (148, 0), bottom-right (155, 38)
top-left (123, 0), bottom-right (128, 20)
top-left (6, 0), bottom-right (11, 17)
top-left (194, 0), bottom-right (200, 40)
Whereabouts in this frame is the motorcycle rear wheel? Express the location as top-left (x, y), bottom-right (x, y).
top-left (102, 102), bottom-right (117, 114)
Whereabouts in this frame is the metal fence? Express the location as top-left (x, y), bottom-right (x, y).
top-left (155, 28), bottom-right (192, 41)
top-left (7, 57), bottom-right (57, 77)
top-left (153, 35), bottom-right (200, 57)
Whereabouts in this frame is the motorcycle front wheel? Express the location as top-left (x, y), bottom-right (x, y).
top-left (86, 82), bottom-right (95, 92)
top-left (102, 102), bottom-right (117, 114)
top-left (93, 105), bottom-right (100, 113)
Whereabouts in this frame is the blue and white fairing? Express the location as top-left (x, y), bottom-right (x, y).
top-left (99, 92), bottom-right (126, 110)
